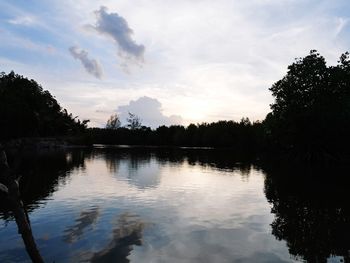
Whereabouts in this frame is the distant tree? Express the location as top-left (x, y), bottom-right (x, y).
top-left (106, 113), bottom-right (121, 129)
top-left (126, 112), bottom-right (142, 130)
top-left (240, 117), bottom-right (251, 126)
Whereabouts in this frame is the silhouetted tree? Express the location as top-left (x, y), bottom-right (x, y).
top-left (88, 118), bottom-right (263, 152)
top-left (265, 50), bottom-right (350, 160)
top-left (106, 114), bottom-right (121, 129)
top-left (126, 112), bottom-right (142, 130)
top-left (0, 145), bottom-right (44, 263)
top-left (0, 71), bottom-right (88, 140)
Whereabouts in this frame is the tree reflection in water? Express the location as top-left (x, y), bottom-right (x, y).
top-left (263, 165), bottom-right (350, 262)
top-left (4, 147), bottom-right (350, 262)
top-left (0, 148), bottom-right (88, 220)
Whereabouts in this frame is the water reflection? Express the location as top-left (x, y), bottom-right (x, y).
top-left (101, 148), bottom-right (253, 190)
top-left (63, 206), bottom-right (100, 244)
top-left (0, 149), bottom-right (88, 220)
top-left (1, 147), bottom-right (254, 219)
top-left (104, 150), bottom-right (160, 189)
top-left (102, 147), bottom-right (253, 174)
top-left (263, 165), bottom-right (350, 262)
top-left (80, 213), bottom-right (145, 263)
top-left (1, 147), bottom-right (349, 262)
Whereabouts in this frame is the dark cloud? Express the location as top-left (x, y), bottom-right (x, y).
top-left (92, 6), bottom-right (145, 62)
top-left (117, 96), bottom-right (183, 128)
top-left (69, 46), bottom-right (103, 79)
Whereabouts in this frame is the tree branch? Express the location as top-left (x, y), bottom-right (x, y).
top-left (0, 144), bottom-right (44, 263)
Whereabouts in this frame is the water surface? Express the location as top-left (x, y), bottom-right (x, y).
top-left (0, 147), bottom-right (349, 262)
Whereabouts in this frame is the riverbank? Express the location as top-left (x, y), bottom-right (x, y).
top-left (3, 136), bottom-right (350, 165)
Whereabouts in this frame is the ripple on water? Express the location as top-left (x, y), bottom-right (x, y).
top-left (2, 148), bottom-right (347, 262)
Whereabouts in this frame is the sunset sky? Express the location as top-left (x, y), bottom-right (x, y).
top-left (1, 0), bottom-right (349, 127)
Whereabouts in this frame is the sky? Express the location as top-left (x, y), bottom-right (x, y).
top-left (1, 0), bottom-right (349, 128)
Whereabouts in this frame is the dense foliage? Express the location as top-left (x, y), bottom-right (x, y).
top-left (265, 50), bottom-right (350, 160)
top-left (0, 71), bottom-right (88, 140)
top-left (92, 118), bottom-right (263, 152)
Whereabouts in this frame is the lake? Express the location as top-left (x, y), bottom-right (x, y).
top-left (0, 147), bottom-right (349, 262)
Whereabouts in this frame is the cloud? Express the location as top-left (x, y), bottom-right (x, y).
top-left (117, 96), bottom-right (183, 128)
top-left (69, 46), bottom-right (103, 79)
top-left (334, 17), bottom-right (348, 37)
top-left (3, 0), bottom-right (350, 126)
top-left (91, 6), bottom-right (145, 62)
top-left (8, 15), bottom-right (38, 26)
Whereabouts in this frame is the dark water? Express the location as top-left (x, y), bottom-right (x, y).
top-left (0, 147), bottom-right (349, 263)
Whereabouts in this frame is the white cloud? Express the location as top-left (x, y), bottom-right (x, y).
top-left (2, 0), bottom-right (350, 127)
top-left (117, 96), bottom-right (183, 128)
top-left (8, 15), bottom-right (38, 26)
top-left (334, 17), bottom-right (348, 37)
top-left (69, 46), bottom-right (103, 79)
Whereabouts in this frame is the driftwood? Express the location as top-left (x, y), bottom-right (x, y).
top-left (0, 145), bottom-right (44, 263)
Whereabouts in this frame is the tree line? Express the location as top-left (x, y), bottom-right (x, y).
top-left (91, 118), bottom-right (263, 152)
top-left (1, 50), bottom-right (350, 161)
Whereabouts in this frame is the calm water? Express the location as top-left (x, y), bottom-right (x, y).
top-left (0, 147), bottom-right (349, 263)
